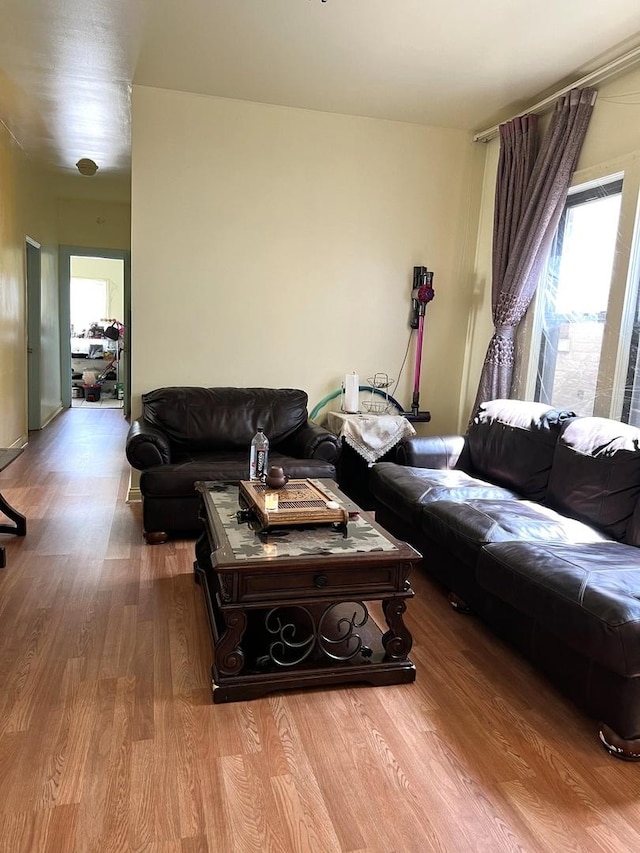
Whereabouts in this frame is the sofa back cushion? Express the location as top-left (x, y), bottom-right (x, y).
top-left (546, 416), bottom-right (640, 541)
top-left (466, 399), bottom-right (573, 501)
top-left (624, 493), bottom-right (640, 546)
top-left (142, 387), bottom-right (309, 450)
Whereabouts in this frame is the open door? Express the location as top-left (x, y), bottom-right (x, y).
top-left (59, 246), bottom-right (131, 417)
top-left (26, 238), bottom-right (42, 430)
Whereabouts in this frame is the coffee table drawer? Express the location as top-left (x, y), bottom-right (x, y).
top-left (237, 563), bottom-right (400, 602)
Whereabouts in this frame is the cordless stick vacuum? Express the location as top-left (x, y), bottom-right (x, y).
top-left (404, 265), bottom-right (434, 421)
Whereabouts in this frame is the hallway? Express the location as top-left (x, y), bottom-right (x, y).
top-left (2, 408), bottom-right (137, 558)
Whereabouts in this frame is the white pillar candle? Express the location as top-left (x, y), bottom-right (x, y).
top-left (344, 372), bottom-right (359, 413)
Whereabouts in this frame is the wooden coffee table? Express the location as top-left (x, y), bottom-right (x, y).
top-left (194, 479), bottom-right (420, 703)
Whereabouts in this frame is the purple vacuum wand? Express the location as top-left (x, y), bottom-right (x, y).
top-left (407, 266), bottom-right (434, 419)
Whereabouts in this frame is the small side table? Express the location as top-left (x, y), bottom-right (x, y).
top-left (327, 412), bottom-right (417, 508)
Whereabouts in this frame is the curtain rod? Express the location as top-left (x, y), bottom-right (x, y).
top-left (473, 44), bottom-right (640, 144)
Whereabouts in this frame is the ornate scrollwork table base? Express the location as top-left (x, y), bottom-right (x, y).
top-left (193, 480), bottom-right (419, 703)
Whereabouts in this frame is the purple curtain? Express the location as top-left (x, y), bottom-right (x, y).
top-left (474, 87), bottom-right (597, 409)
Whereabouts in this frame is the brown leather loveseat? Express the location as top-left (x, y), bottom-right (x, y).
top-left (126, 386), bottom-right (340, 543)
top-left (369, 398), bottom-right (640, 760)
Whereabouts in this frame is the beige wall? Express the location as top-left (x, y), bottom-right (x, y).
top-left (57, 198), bottom-right (131, 250)
top-left (458, 140), bottom-right (499, 422)
top-left (131, 86), bottom-right (484, 433)
top-left (0, 121), bottom-right (60, 445)
top-left (576, 66), bottom-right (640, 170)
top-left (0, 124), bottom-right (26, 446)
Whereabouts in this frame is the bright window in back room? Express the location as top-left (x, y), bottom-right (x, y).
top-left (530, 176), bottom-right (624, 417)
top-left (70, 277), bottom-right (108, 336)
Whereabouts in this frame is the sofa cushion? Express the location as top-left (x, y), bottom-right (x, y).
top-left (368, 462), bottom-right (518, 526)
top-left (419, 498), bottom-right (608, 569)
top-left (141, 452), bottom-right (336, 498)
top-left (477, 540), bottom-right (640, 679)
top-left (625, 497), bottom-right (640, 548)
top-left (546, 417), bottom-right (640, 541)
top-left (467, 399), bottom-right (573, 501)
top-left (142, 387), bottom-right (309, 451)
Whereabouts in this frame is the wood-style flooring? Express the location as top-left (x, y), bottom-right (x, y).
top-left (0, 408), bottom-right (638, 852)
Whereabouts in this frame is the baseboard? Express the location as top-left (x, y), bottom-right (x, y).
top-left (127, 486), bottom-right (142, 503)
top-left (41, 405), bottom-right (64, 429)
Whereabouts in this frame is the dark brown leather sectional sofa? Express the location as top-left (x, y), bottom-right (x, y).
top-left (126, 387), bottom-right (340, 543)
top-left (369, 398), bottom-right (640, 760)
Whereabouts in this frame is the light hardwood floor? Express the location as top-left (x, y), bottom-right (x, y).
top-left (0, 408), bottom-right (638, 853)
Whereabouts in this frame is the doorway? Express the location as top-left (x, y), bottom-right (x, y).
top-left (59, 247), bottom-right (131, 417)
top-left (26, 239), bottom-right (42, 431)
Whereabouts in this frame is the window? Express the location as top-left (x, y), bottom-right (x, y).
top-left (70, 277), bottom-right (108, 336)
top-left (622, 278), bottom-right (640, 425)
top-left (530, 177), bottom-right (625, 417)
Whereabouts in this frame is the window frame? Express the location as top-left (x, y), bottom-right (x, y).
top-left (519, 156), bottom-right (640, 420)
top-left (533, 177), bottom-right (623, 410)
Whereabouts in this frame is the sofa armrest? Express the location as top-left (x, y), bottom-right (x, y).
top-left (278, 422), bottom-right (340, 464)
top-left (396, 435), bottom-right (466, 469)
top-left (126, 417), bottom-right (172, 469)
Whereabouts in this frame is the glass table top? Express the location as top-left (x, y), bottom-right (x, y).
top-left (201, 480), bottom-right (398, 561)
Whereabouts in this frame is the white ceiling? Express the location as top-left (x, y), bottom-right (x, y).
top-left (2, 0), bottom-right (640, 183)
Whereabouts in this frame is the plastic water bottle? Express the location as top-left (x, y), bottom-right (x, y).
top-left (249, 427), bottom-right (269, 481)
